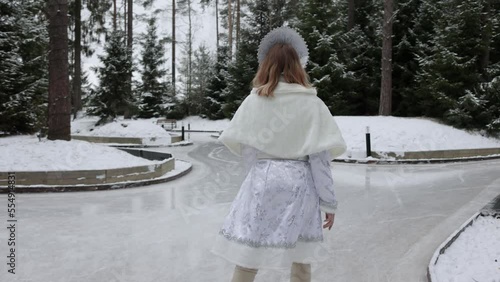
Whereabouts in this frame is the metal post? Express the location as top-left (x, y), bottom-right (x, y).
top-left (366, 126), bottom-right (372, 157)
top-left (187, 123), bottom-right (190, 140)
top-left (181, 126), bottom-right (185, 141)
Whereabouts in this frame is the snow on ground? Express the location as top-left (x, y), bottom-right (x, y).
top-left (177, 116), bottom-right (230, 131)
top-left (433, 215), bottom-right (500, 282)
top-left (0, 135), bottom-right (162, 171)
top-left (335, 116), bottom-right (500, 153)
top-left (5, 114), bottom-right (499, 172)
top-left (177, 115), bottom-right (500, 154)
top-left (72, 116), bottom-right (170, 138)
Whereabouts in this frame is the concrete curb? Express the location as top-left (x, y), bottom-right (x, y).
top-left (72, 134), bottom-right (182, 145)
top-left (333, 154), bottom-right (500, 165)
top-left (0, 160), bottom-right (192, 193)
top-left (426, 194), bottom-right (500, 282)
top-left (168, 129), bottom-right (221, 133)
top-left (374, 147), bottom-right (500, 160)
top-left (0, 149), bottom-right (189, 191)
top-left (109, 141), bottom-right (194, 148)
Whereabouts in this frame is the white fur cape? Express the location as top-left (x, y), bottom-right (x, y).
top-left (218, 82), bottom-right (347, 159)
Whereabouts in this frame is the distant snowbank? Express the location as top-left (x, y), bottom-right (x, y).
top-left (433, 216), bottom-right (500, 282)
top-left (176, 116), bottom-right (230, 131)
top-left (334, 116), bottom-right (500, 157)
top-left (72, 116), bottom-right (170, 138)
top-left (0, 135), bottom-right (161, 171)
top-left (176, 115), bottom-right (500, 153)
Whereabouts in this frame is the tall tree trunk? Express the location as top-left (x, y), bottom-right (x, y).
top-left (348, 0), bottom-right (355, 31)
top-left (216, 0), bottom-right (219, 55)
top-left (236, 0), bottom-right (240, 52)
top-left (379, 0), bottom-right (393, 116)
top-left (127, 0), bottom-right (132, 47)
top-left (47, 0), bottom-right (71, 140)
top-left (187, 0), bottom-right (192, 115)
top-left (113, 0), bottom-right (117, 30)
top-left (124, 0), bottom-right (126, 32)
top-left (73, 0), bottom-right (82, 119)
top-left (227, 0), bottom-right (233, 58)
top-left (125, 0), bottom-right (133, 118)
top-left (480, 0), bottom-right (491, 81)
top-left (172, 0), bottom-right (176, 95)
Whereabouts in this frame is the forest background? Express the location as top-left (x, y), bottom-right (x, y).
top-left (1, 0), bottom-right (499, 138)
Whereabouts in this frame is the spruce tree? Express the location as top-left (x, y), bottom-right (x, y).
top-left (295, 0), bottom-right (381, 115)
top-left (202, 44), bottom-right (229, 120)
top-left (137, 17), bottom-right (171, 118)
top-left (415, 0), bottom-right (484, 119)
top-left (190, 44), bottom-right (215, 116)
top-left (0, 0), bottom-right (48, 134)
top-left (221, 0), bottom-right (272, 118)
top-left (88, 30), bottom-right (134, 123)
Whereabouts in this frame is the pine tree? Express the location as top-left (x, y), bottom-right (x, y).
top-left (221, 0), bottom-right (272, 118)
top-left (87, 30), bottom-right (134, 123)
top-left (0, 1), bottom-right (24, 133)
top-left (0, 0), bottom-right (48, 134)
top-left (178, 0), bottom-right (195, 115)
top-left (415, 0), bottom-right (484, 119)
top-left (391, 0), bottom-right (424, 116)
top-left (295, 0), bottom-right (381, 115)
top-left (190, 45), bottom-right (215, 115)
top-left (137, 17), bottom-right (171, 118)
top-left (202, 44), bottom-right (229, 119)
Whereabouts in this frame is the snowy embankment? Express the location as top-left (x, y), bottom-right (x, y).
top-left (177, 115), bottom-right (500, 156)
top-left (3, 115), bottom-right (499, 172)
top-left (72, 116), bottom-right (170, 138)
top-left (334, 116), bottom-right (500, 159)
top-left (433, 215), bottom-right (500, 282)
top-left (0, 135), bottom-right (161, 172)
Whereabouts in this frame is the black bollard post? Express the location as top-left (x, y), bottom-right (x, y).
top-left (366, 126), bottom-right (372, 157)
top-left (181, 126), bottom-right (185, 141)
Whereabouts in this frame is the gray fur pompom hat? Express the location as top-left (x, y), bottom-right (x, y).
top-left (257, 26), bottom-right (309, 68)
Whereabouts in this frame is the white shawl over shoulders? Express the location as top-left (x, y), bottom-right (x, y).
top-left (218, 82), bottom-right (347, 159)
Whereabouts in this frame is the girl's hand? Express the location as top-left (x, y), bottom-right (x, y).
top-left (323, 213), bottom-right (335, 230)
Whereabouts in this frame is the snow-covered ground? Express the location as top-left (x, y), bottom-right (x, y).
top-left (0, 135), bottom-right (162, 171)
top-left (177, 115), bottom-right (500, 154)
top-left (4, 114), bottom-right (500, 172)
top-left (176, 116), bottom-right (230, 131)
top-left (2, 141), bottom-right (500, 281)
top-left (335, 116), bottom-right (500, 159)
top-left (433, 215), bottom-right (500, 282)
top-left (72, 116), bottom-right (170, 138)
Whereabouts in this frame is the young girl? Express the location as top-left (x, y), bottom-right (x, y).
top-left (212, 27), bottom-right (346, 282)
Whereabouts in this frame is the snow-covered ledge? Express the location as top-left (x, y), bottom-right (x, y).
top-left (0, 150), bottom-right (174, 188)
top-left (427, 194), bottom-right (500, 282)
top-left (72, 133), bottom-right (182, 146)
top-left (427, 212), bottom-right (480, 282)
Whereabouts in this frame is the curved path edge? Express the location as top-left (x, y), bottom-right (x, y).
top-left (427, 194), bottom-right (500, 282)
top-left (0, 160), bottom-right (192, 193)
top-left (334, 154), bottom-right (500, 165)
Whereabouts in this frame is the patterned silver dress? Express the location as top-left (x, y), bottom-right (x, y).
top-left (212, 145), bottom-right (338, 269)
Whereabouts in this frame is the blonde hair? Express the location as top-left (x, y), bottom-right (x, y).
top-left (252, 43), bottom-right (311, 97)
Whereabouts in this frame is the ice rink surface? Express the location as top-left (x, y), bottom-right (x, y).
top-left (1, 134), bottom-right (500, 282)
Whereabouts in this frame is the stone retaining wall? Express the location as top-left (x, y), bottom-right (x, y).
top-left (373, 147), bottom-right (500, 160)
top-left (72, 135), bottom-right (143, 144)
top-left (0, 150), bottom-right (174, 187)
top-left (72, 134), bottom-right (183, 145)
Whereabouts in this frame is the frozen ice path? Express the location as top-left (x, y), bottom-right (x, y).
top-left (1, 139), bottom-right (500, 282)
